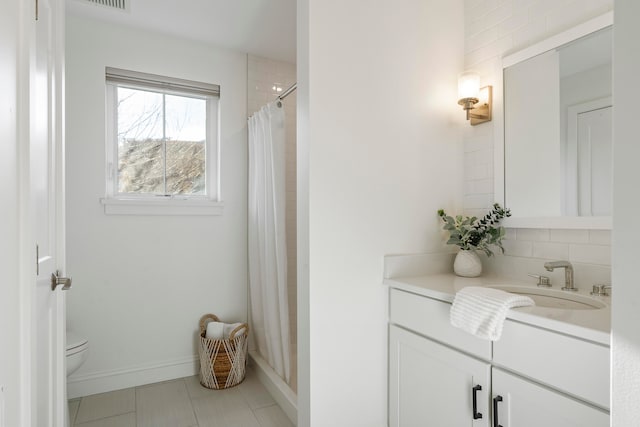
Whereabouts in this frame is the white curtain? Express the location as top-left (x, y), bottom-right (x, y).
top-left (248, 102), bottom-right (290, 383)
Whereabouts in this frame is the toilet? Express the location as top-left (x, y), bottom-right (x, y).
top-left (66, 331), bottom-right (89, 377)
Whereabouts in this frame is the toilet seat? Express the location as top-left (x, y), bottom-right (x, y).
top-left (66, 331), bottom-right (88, 356)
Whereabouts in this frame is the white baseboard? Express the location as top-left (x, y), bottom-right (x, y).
top-left (67, 355), bottom-right (199, 399)
top-left (249, 351), bottom-right (297, 426)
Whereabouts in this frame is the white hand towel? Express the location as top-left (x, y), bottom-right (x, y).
top-left (450, 286), bottom-right (535, 341)
top-left (205, 321), bottom-right (225, 340)
top-left (223, 322), bottom-right (246, 339)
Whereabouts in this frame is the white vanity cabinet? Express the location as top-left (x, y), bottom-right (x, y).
top-left (389, 325), bottom-right (490, 427)
top-left (491, 368), bottom-right (609, 427)
top-left (389, 289), bottom-right (492, 426)
top-left (388, 288), bottom-right (610, 427)
top-left (495, 319), bottom-right (610, 408)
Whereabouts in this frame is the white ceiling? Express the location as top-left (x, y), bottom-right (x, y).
top-left (66, 0), bottom-right (297, 63)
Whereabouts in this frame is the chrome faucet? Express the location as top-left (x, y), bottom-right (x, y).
top-left (544, 260), bottom-right (576, 291)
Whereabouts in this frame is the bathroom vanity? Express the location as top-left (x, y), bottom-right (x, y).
top-left (384, 13), bottom-right (614, 425)
top-left (385, 273), bottom-right (610, 427)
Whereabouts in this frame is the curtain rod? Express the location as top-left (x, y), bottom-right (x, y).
top-left (278, 82), bottom-right (297, 101)
top-left (276, 83), bottom-right (297, 107)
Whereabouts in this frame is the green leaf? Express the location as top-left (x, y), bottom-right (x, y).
top-left (447, 237), bottom-right (463, 246)
top-left (437, 204), bottom-right (512, 252)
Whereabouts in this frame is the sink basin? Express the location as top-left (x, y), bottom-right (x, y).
top-left (488, 285), bottom-right (607, 310)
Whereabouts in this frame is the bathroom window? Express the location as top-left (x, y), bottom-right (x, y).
top-left (103, 67), bottom-right (222, 215)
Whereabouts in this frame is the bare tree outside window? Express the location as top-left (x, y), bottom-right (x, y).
top-left (116, 87), bottom-right (206, 195)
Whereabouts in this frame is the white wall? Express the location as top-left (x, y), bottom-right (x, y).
top-left (65, 15), bottom-right (248, 397)
top-left (612, 0), bottom-right (640, 424)
top-left (300, 1), bottom-right (465, 425)
top-left (0, 0), bottom-right (22, 424)
top-left (463, 0), bottom-right (614, 218)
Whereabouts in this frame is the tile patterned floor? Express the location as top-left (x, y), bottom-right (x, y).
top-left (68, 368), bottom-right (295, 427)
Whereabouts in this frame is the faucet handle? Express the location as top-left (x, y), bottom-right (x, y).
top-left (590, 284), bottom-right (611, 296)
top-left (528, 274), bottom-right (552, 287)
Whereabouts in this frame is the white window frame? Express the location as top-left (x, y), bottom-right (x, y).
top-left (102, 67), bottom-right (223, 215)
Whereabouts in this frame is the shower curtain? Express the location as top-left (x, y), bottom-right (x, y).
top-left (248, 102), bottom-right (290, 383)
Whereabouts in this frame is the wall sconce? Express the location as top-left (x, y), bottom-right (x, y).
top-left (457, 72), bottom-right (492, 126)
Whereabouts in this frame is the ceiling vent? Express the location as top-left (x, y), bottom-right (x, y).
top-left (81, 0), bottom-right (129, 11)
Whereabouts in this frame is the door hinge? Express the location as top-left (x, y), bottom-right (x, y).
top-left (36, 244), bottom-right (39, 275)
top-left (35, 0), bottom-right (39, 21)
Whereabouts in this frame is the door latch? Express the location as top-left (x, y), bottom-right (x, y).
top-left (51, 271), bottom-right (72, 291)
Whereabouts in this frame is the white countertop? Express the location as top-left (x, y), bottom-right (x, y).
top-left (384, 273), bottom-right (611, 346)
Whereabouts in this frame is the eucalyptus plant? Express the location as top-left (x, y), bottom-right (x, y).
top-left (437, 203), bottom-right (511, 257)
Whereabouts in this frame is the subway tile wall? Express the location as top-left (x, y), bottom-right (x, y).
top-left (464, 0), bottom-right (613, 267)
top-left (502, 229), bottom-right (611, 266)
top-left (247, 55), bottom-right (298, 343)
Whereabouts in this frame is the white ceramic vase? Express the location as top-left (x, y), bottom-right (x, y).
top-left (453, 250), bottom-right (482, 277)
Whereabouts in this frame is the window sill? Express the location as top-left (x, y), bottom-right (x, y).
top-left (100, 197), bottom-right (224, 216)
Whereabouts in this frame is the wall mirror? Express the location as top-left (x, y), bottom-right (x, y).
top-left (497, 13), bottom-right (613, 229)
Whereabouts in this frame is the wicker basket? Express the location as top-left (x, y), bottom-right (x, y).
top-left (198, 314), bottom-right (249, 390)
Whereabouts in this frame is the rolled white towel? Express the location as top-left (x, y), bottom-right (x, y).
top-left (205, 321), bottom-right (225, 340)
top-left (224, 322), bottom-right (246, 339)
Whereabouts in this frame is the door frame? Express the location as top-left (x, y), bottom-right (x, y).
top-left (16, 0), bottom-right (67, 424)
top-left (53, 0), bottom-right (68, 423)
top-left (17, 0), bottom-right (34, 423)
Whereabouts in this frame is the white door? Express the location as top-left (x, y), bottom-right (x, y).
top-left (32, 0), bottom-right (67, 425)
top-left (389, 325), bottom-right (490, 427)
top-left (492, 368), bottom-right (609, 427)
top-left (577, 106), bottom-right (612, 216)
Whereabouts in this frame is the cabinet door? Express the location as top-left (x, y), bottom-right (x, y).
top-left (492, 368), bottom-right (609, 427)
top-left (389, 325), bottom-right (490, 427)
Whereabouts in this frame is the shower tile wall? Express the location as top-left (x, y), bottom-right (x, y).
top-left (462, 0), bottom-right (613, 266)
top-left (247, 54), bottom-right (297, 351)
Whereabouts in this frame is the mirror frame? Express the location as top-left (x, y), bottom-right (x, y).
top-left (495, 12), bottom-right (613, 230)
